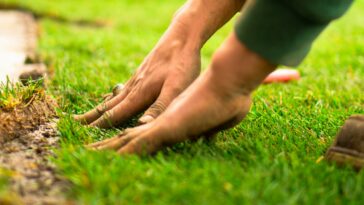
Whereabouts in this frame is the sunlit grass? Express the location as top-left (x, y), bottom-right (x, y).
top-left (0, 78), bottom-right (44, 111)
top-left (0, 0), bottom-right (363, 204)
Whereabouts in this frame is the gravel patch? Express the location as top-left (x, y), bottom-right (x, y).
top-left (0, 122), bottom-right (71, 205)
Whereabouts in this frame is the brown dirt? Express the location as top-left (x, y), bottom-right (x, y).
top-left (0, 9), bottom-right (72, 204)
top-left (0, 95), bottom-right (72, 205)
top-left (0, 94), bottom-right (56, 143)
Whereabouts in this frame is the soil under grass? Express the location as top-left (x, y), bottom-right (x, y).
top-left (0, 81), bottom-right (70, 204)
top-left (0, 80), bottom-right (56, 142)
top-left (1, 0), bottom-right (363, 204)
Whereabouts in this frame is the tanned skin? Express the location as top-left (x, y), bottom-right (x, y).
top-left (87, 33), bottom-right (276, 154)
top-left (77, 0), bottom-right (278, 155)
top-left (75, 0), bottom-right (245, 125)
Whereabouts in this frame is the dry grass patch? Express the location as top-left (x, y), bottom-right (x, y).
top-left (0, 79), bottom-right (57, 143)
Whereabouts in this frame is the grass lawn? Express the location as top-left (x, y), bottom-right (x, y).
top-left (1, 0), bottom-right (364, 204)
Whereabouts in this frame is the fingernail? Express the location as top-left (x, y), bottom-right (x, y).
top-left (138, 115), bottom-right (154, 124)
top-left (73, 114), bottom-right (87, 124)
top-left (112, 83), bottom-right (124, 96)
top-left (73, 114), bottom-right (81, 121)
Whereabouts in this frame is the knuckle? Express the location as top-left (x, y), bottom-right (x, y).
top-left (96, 103), bottom-right (107, 114)
top-left (124, 128), bottom-right (133, 134)
top-left (153, 101), bottom-right (166, 110)
top-left (148, 101), bottom-right (167, 114)
top-left (132, 137), bottom-right (155, 154)
top-left (125, 77), bottom-right (137, 88)
top-left (102, 110), bottom-right (113, 120)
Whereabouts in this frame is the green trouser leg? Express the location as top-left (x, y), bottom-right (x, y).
top-left (235, 0), bottom-right (353, 66)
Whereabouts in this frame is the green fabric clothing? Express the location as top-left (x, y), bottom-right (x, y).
top-left (234, 0), bottom-right (353, 66)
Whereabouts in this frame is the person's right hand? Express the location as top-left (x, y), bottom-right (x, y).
top-left (74, 42), bottom-right (201, 128)
top-left (74, 0), bottom-right (247, 129)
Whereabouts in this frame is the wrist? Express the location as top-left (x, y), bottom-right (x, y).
top-left (154, 30), bottom-right (202, 57)
top-left (160, 4), bottom-right (212, 51)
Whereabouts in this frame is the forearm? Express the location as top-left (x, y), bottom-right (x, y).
top-left (209, 33), bottom-right (276, 97)
top-left (155, 0), bottom-right (245, 52)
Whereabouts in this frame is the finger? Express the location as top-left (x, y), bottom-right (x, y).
top-left (138, 99), bottom-right (167, 124)
top-left (138, 84), bottom-right (183, 124)
top-left (96, 134), bottom-right (135, 151)
top-left (74, 87), bottom-right (129, 125)
top-left (117, 135), bottom-right (161, 155)
top-left (86, 127), bottom-right (136, 150)
top-left (90, 86), bottom-right (159, 128)
top-left (86, 133), bottom-right (124, 149)
top-left (86, 136), bottom-right (118, 149)
top-left (102, 93), bottom-right (113, 101)
top-left (102, 83), bottom-right (125, 101)
top-left (112, 83), bottom-right (125, 97)
top-left (74, 82), bottom-right (128, 124)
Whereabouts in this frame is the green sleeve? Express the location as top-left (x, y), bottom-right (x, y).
top-left (234, 0), bottom-right (353, 66)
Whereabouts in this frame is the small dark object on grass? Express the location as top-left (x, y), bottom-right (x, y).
top-left (19, 64), bottom-right (47, 85)
top-left (325, 115), bottom-right (364, 170)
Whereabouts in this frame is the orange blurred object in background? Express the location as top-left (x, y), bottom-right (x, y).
top-left (263, 69), bottom-right (300, 84)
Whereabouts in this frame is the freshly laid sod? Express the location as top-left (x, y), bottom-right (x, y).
top-left (1, 0), bottom-right (364, 204)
